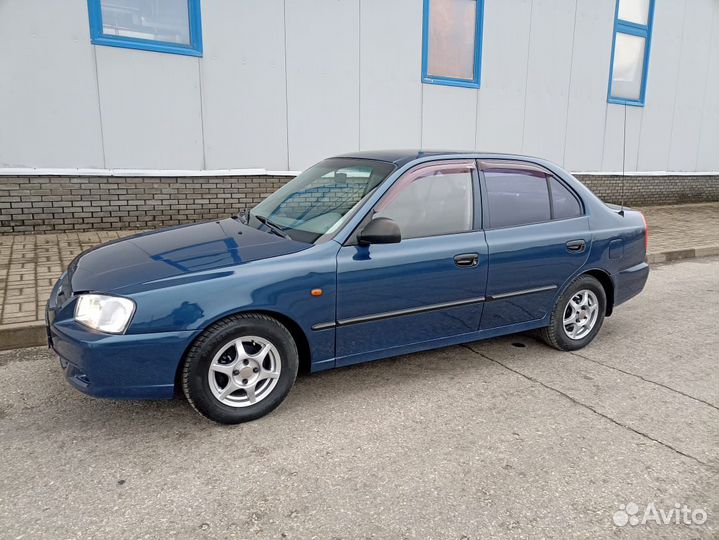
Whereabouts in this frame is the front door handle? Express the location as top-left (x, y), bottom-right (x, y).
top-left (566, 240), bottom-right (586, 253)
top-left (454, 253), bottom-right (479, 267)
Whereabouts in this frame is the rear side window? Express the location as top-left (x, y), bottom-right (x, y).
top-left (485, 170), bottom-right (550, 228)
top-left (549, 177), bottom-right (582, 220)
top-left (375, 162), bottom-right (475, 239)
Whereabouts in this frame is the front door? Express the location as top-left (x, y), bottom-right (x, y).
top-left (479, 160), bottom-right (590, 330)
top-left (335, 160), bottom-right (488, 366)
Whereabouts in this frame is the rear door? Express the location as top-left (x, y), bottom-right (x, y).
top-left (335, 160), bottom-right (488, 365)
top-left (479, 160), bottom-right (590, 330)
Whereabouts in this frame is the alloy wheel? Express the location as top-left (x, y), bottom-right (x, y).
top-left (207, 336), bottom-right (281, 407)
top-left (562, 289), bottom-right (600, 340)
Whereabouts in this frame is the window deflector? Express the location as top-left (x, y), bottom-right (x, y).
top-left (478, 160), bottom-right (548, 178)
top-left (375, 160), bottom-right (476, 212)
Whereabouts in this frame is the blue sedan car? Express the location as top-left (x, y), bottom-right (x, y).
top-left (46, 151), bottom-right (649, 424)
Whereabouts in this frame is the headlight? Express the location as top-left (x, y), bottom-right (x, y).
top-left (74, 294), bottom-right (136, 334)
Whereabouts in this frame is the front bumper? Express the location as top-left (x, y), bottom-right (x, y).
top-left (48, 319), bottom-right (194, 400)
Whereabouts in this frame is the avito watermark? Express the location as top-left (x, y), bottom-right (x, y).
top-left (613, 502), bottom-right (708, 527)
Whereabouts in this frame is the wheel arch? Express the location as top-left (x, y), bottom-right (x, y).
top-left (581, 268), bottom-right (615, 316)
top-left (173, 309), bottom-right (312, 396)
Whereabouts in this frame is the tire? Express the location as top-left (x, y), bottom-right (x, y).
top-left (539, 275), bottom-right (606, 351)
top-left (182, 313), bottom-right (299, 424)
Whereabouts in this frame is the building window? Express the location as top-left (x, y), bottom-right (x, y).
top-left (608, 0), bottom-right (654, 106)
top-left (87, 0), bottom-right (202, 57)
top-left (422, 0), bottom-right (484, 89)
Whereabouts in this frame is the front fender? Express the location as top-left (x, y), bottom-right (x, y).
top-left (117, 241), bottom-right (340, 369)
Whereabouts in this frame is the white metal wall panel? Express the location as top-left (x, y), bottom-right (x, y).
top-left (635, 0), bottom-right (686, 171)
top-left (421, 84), bottom-right (477, 149)
top-left (0, 0), bottom-right (104, 168)
top-left (475, 0), bottom-right (532, 154)
top-left (602, 103), bottom-right (643, 172)
top-left (696, 1), bottom-right (719, 171)
top-left (668, 0), bottom-right (715, 170)
top-left (285, 0), bottom-right (360, 170)
top-left (563, 0), bottom-right (615, 171)
top-left (521, 0), bottom-right (577, 166)
top-left (95, 46), bottom-right (204, 169)
top-left (200, 0), bottom-right (288, 170)
top-left (359, 0), bottom-right (422, 150)
top-left (0, 0), bottom-right (717, 173)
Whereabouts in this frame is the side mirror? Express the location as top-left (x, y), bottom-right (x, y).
top-left (357, 217), bottom-right (401, 246)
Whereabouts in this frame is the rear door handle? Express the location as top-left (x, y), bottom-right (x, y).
top-left (454, 253), bottom-right (479, 267)
top-left (566, 240), bottom-right (586, 253)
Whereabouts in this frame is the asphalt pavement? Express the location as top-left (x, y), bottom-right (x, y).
top-left (0, 257), bottom-right (717, 539)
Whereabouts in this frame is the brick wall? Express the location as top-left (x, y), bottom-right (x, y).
top-left (574, 174), bottom-right (719, 207)
top-left (0, 175), bottom-right (289, 234)
top-left (1, 173), bottom-right (717, 234)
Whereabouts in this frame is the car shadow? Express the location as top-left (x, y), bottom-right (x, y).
top-left (32, 332), bottom-right (548, 435)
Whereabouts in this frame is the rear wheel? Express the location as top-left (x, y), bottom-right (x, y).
top-left (182, 314), bottom-right (298, 424)
top-left (539, 275), bottom-right (606, 351)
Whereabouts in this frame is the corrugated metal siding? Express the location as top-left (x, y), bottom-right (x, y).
top-left (0, 0), bottom-right (717, 172)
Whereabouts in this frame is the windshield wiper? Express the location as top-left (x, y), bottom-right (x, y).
top-left (254, 214), bottom-right (290, 239)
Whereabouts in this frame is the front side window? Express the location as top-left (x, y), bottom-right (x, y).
top-left (608, 0), bottom-right (655, 106)
top-left (250, 158), bottom-right (395, 244)
top-left (87, 0), bottom-right (203, 57)
top-left (374, 162), bottom-right (475, 239)
top-left (422, 0), bottom-right (484, 89)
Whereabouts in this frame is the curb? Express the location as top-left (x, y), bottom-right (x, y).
top-left (1, 246), bottom-right (718, 352)
top-left (646, 245), bottom-right (719, 264)
top-left (0, 321), bottom-right (47, 352)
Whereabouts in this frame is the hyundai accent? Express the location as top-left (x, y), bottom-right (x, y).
top-left (46, 151), bottom-right (649, 424)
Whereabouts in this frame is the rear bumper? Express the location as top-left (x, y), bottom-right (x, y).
top-left (48, 319), bottom-right (194, 400)
top-left (614, 261), bottom-right (650, 307)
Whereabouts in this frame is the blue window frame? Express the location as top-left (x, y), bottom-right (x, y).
top-left (87, 0), bottom-right (202, 57)
top-left (607, 0), bottom-right (655, 106)
top-left (422, 0), bottom-right (484, 89)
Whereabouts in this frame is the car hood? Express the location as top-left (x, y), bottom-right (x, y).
top-left (68, 218), bottom-right (310, 293)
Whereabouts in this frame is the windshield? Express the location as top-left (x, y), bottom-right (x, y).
top-left (248, 158), bottom-right (395, 243)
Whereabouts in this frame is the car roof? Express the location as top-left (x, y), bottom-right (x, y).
top-left (331, 149), bottom-right (534, 168)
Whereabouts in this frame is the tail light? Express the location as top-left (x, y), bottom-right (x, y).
top-left (640, 212), bottom-right (649, 254)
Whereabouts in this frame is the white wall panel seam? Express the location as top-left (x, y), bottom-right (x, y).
top-left (665, 2), bottom-right (689, 171)
top-left (519, 0), bottom-right (535, 151)
top-left (283, 0), bottom-right (291, 170)
top-left (633, 1), bottom-right (658, 171)
top-left (599, 0), bottom-right (616, 169)
top-left (358, 0), bottom-right (362, 150)
top-left (634, 106), bottom-right (643, 171)
top-left (635, 104), bottom-right (645, 171)
top-left (695, 0), bottom-right (718, 170)
top-left (197, 57), bottom-right (207, 170)
top-left (420, 83), bottom-right (424, 148)
top-left (561, 0), bottom-right (580, 169)
top-left (473, 83), bottom-right (480, 150)
top-left (600, 104), bottom-right (609, 167)
top-left (92, 46), bottom-right (108, 169)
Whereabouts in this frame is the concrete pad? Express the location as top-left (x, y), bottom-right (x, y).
top-left (0, 257), bottom-right (716, 539)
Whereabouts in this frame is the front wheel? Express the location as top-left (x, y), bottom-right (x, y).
top-left (182, 314), bottom-right (299, 424)
top-left (539, 275), bottom-right (606, 351)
